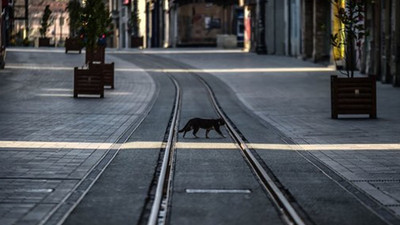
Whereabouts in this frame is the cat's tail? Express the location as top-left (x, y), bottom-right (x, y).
top-left (178, 121), bottom-right (190, 133)
top-left (178, 127), bottom-right (186, 133)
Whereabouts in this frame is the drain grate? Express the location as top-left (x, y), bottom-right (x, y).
top-left (351, 179), bottom-right (400, 183)
top-left (385, 204), bottom-right (400, 207)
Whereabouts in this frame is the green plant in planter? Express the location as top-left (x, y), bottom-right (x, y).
top-left (39, 5), bottom-right (53, 38)
top-left (329, 0), bottom-right (376, 119)
top-left (80, 0), bottom-right (111, 49)
top-left (330, 0), bottom-right (367, 78)
top-left (66, 0), bottom-right (82, 37)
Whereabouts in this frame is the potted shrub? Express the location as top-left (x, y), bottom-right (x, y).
top-left (330, 0), bottom-right (376, 119)
top-left (73, 0), bottom-right (114, 98)
top-left (39, 5), bottom-right (53, 47)
top-left (65, 0), bottom-right (83, 53)
top-left (80, 0), bottom-right (111, 63)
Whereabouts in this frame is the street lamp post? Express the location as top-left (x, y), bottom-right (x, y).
top-left (256, 0), bottom-right (267, 54)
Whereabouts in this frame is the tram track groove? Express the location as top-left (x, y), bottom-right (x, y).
top-left (147, 76), bottom-right (181, 225)
top-left (195, 74), bottom-right (307, 225)
top-left (119, 54), bottom-right (182, 225)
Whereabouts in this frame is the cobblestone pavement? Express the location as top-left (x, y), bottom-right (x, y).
top-left (0, 48), bottom-right (155, 225)
top-left (1, 47), bottom-right (400, 224)
top-left (156, 49), bottom-right (400, 217)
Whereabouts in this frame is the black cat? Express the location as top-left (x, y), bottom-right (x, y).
top-left (179, 118), bottom-right (226, 138)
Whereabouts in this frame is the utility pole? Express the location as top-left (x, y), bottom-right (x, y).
top-left (256, 0), bottom-right (267, 54)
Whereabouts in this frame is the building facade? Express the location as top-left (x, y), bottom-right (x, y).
top-left (109, 0), bottom-right (400, 87)
top-left (243, 0), bottom-right (400, 87)
top-left (2, 0), bottom-right (399, 86)
top-left (8, 0), bottom-right (69, 47)
top-left (361, 0), bottom-right (400, 86)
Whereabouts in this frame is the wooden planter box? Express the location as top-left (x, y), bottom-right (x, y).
top-left (74, 65), bottom-right (104, 98)
top-left (131, 36), bottom-right (143, 48)
top-left (85, 46), bottom-right (105, 64)
top-left (39, 38), bottom-right (50, 47)
top-left (65, 37), bottom-right (83, 54)
top-left (331, 75), bottom-right (377, 119)
top-left (89, 62), bottom-right (115, 89)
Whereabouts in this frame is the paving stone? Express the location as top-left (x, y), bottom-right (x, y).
top-left (0, 48), bottom-right (156, 225)
top-left (2, 48), bottom-right (399, 223)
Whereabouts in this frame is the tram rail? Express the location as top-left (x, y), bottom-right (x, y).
top-left (146, 76), bottom-right (181, 225)
top-left (141, 54), bottom-right (307, 225)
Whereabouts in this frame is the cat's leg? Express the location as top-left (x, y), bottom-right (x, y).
top-left (215, 127), bottom-right (226, 138)
top-left (182, 130), bottom-right (187, 138)
top-left (206, 129), bottom-right (210, 138)
top-left (193, 127), bottom-right (199, 138)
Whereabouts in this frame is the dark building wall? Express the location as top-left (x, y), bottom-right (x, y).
top-left (381, 0), bottom-right (392, 83)
top-left (301, 0), bottom-right (313, 59)
top-left (363, 1), bottom-right (382, 77)
top-left (265, 0), bottom-right (275, 54)
top-left (312, 0), bottom-right (330, 62)
top-left (274, 0), bottom-right (285, 55)
top-left (391, 0), bottom-right (400, 86)
top-left (360, 0), bottom-right (400, 87)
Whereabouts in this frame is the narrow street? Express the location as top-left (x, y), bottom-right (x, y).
top-left (1, 48), bottom-right (399, 225)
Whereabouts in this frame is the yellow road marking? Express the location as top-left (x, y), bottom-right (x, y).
top-left (0, 141), bottom-right (399, 151)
